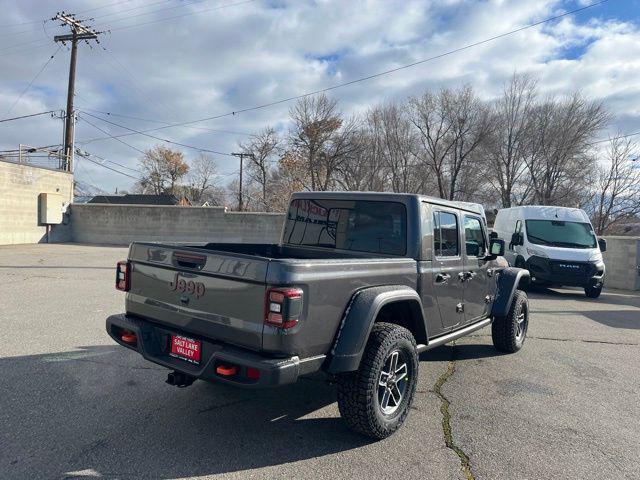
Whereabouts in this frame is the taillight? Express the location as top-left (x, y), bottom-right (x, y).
top-left (265, 287), bottom-right (303, 329)
top-left (116, 261), bottom-right (130, 291)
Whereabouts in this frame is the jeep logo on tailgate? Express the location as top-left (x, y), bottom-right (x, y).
top-left (169, 273), bottom-right (205, 298)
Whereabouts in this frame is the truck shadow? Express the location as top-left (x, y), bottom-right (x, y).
top-left (0, 346), bottom-right (371, 480)
top-left (420, 342), bottom-right (507, 362)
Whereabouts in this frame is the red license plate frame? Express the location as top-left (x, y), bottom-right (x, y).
top-left (169, 334), bottom-right (202, 365)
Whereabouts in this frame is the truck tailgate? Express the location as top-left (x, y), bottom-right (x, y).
top-left (125, 242), bottom-right (269, 351)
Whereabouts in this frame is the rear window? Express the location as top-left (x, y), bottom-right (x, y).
top-left (283, 198), bottom-right (407, 255)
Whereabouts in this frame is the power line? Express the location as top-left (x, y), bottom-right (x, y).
top-left (2, 46), bottom-right (62, 118)
top-left (77, 0), bottom-right (166, 16)
top-left (0, 37), bottom-right (51, 53)
top-left (77, 151), bottom-right (142, 180)
top-left (75, 148), bottom-right (142, 174)
top-left (77, 108), bottom-right (252, 136)
top-left (589, 130), bottom-right (640, 146)
top-left (80, 111), bottom-right (235, 156)
top-left (77, 113), bottom-right (147, 155)
top-left (102, 0), bottom-right (257, 32)
top-left (96, 45), bottom-right (183, 122)
top-left (91, 0), bottom-right (610, 135)
top-left (0, 110), bottom-right (59, 123)
top-left (0, 41), bottom-right (53, 58)
top-left (93, 0), bottom-right (205, 25)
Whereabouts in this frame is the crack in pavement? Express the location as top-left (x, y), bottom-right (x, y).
top-left (467, 334), bottom-right (638, 346)
top-left (431, 345), bottom-right (475, 480)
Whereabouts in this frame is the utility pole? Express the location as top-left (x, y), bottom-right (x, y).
top-left (231, 152), bottom-right (253, 211)
top-left (53, 12), bottom-right (101, 172)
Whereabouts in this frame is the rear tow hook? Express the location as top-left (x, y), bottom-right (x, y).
top-left (166, 371), bottom-right (196, 388)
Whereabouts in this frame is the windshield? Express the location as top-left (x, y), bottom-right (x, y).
top-left (283, 198), bottom-right (407, 255)
top-left (525, 220), bottom-right (597, 249)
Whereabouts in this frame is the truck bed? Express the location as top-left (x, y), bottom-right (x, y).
top-left (125, 242), bottom-right (418, 358)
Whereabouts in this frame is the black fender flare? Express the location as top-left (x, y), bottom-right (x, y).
top-left (491, 267), bottom-right (530, 318)
top-left (326, 285), bottom-right (426, 374)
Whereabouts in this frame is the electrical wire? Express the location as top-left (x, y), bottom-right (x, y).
top-left (0, 41), bottom-right (53, 58)
top-left (0, 110), bottom-right (59, 123)
top-left (96, 46), bottom-right (183, 121)
top-left (77, 113), bottom-right (147, 155)
top-left (103, 0), bottom-right (256, 32)
top-left (589, 131), bottom-right (640, 146)
top-left (85, 0), bottom-right (611, 135)
top-left (92, 0), bottom-right (205, 25)
top-left (77, 108), bottom-right (252, 136)
top-left (2, 45), bottom-right (62, 118)
top-left (77, 151), bottom-right (143, 180)
top-left (80, 111), bottom-right (235, 156)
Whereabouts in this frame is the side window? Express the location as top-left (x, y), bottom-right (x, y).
top-left (433, 211), bottom-right (459, 257)
top-left (464, 216), bottom-right (486, 257)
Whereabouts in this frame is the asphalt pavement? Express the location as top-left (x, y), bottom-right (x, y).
top-left (0, 243), bottom-right (638, 480)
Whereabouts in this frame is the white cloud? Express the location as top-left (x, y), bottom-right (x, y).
top-left (0, 0), bottom-right (638, 192)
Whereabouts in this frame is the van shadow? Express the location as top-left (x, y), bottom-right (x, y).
top-left (1, 346), bottom-right (371, 480)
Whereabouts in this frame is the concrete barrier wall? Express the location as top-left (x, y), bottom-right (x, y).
top-left (602, 236), bottom-right (640, 291)
top-left (66, 203), bottom-right (285, 245)
top-left (0, 161), bottom-right (74, 245)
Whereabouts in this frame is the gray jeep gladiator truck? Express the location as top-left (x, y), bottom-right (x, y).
top-left (107, 192), bottom-right (530, 438)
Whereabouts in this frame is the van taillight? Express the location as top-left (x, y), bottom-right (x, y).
top-left (265, 288), bottom-right (303, 329)
top-left (116, 261), bottom-right (130, 292)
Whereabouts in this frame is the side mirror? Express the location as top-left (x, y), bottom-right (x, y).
top-left (510, 232), bottom-right (523, 246)
top-left (598, 238), bottom-right (607, 252)
top-left (486, 238), bottom-right (505, 259)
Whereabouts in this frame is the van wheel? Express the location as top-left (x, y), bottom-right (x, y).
top-left (336, 323), bottom-right (418, 439)
top-left (492, 290), bottom-right (529, 353)
top-left (585, 285), bottom-right (602, 298)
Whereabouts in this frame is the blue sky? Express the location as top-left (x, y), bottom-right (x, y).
top-left (1, 0), bottom-right (639, 193)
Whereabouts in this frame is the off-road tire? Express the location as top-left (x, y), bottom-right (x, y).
top-left (585, 285), bottom-right (602, 298)
top-left (492, 290), bottom-right (529, 353)
top-left (336, 323), bottom-right (418, 439)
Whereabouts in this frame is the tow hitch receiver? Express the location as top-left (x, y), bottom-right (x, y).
top-left (166, 370), bottom-right (196, 388)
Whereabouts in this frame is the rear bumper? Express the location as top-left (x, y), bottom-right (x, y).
top-left (525, 256), bottom-right (605, 288)
top-left (106, 314), bottom-right (325, 388)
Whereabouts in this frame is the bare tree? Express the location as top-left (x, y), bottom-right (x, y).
top-left (367, 103), bottom-right (423, 193)
top-left (288, 93), bottom-right (359, 191)
top-left (587, 136), bottom-right (640, 234)
top-left (525, 94), bottom-right (610, 205)
top-left (184, 153), bottom-right (219, 204)
top-left (485, 73), bottom-right (537, 207)
top-left (408, 86), bottom-right (490, 200)
top-left (240, 127), bottom-right (280, 211)
top-left (138, 145), bottom-right (189, 195)
top-left (334, 123), bottom-right (387, 191)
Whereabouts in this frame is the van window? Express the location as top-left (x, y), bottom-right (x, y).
top-left (283, 198), bottom-right (407, 255)
top-left (464, 216), bottom-right (486, 257)
top-left (433, 211), bottom-right (459, 257)
top-left (525, 220), bottom-right (597, 249)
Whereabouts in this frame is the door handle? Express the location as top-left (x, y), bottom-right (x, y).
top-left (435, 273), bottom-right (451, 284)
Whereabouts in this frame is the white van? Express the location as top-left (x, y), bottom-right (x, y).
top-left (493, 206), bottom-right (606, 298)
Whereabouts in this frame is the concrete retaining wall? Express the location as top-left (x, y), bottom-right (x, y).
top-left (602, 236), bottom-right (640, 291)
top-left (64, 203), bottom-right (285, 245)
top-left (0, 161), bottom-right (74, 245)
